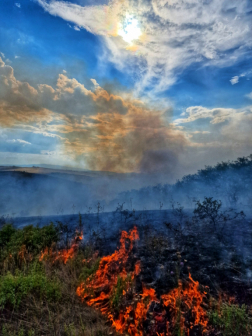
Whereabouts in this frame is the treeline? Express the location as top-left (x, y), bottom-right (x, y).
top-left (111, 155), bottom-right (252, 210)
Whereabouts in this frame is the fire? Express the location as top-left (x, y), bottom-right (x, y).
top-left (135, 260), bottom-right (141, 275)
top-left (76, 226), bottom-right (149, 334)
top-left (76, 226), bottom-right (139, 299)
top-left (18, 244), bottom-right (33, 263)
top-left (161, 273), bottom-right (209, 335)
top-left (39, 232), bottom-right (83, 264)
top-left (76, 227), bottom-right (210, 335)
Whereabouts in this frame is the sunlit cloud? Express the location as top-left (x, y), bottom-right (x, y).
top-left (118, 14), bottom-right (142, 44)
top-left (174, 106), bottom-right (252, 125)
top-left (37, 0), bottom-right (252, 95)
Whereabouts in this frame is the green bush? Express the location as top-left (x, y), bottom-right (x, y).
top-left (209, 301), bottom-right (252, 336)
top-left (0, 223), bottom-right (59, 259)
top-left (0, 224), bottom-right (16, 249)
top-left (0, 269), bottom-right (61, 308)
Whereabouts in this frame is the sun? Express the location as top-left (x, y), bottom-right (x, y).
top-left (118, 15), bottom-right (142, 44)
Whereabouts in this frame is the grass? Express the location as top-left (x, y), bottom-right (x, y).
top-left (0, 223), bottom-right (111, 336)
top-left (209, 299), bottom-right (252, 336)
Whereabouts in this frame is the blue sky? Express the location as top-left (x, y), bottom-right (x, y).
top-left (0, 0), bottom-right (251, 179)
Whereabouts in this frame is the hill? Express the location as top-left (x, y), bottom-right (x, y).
top-left (112, 155), bottom-right (252, 211)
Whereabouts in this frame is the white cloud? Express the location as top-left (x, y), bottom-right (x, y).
top-left (90, 78), bottom-right (100, 89)
top-left (174, 105), bottom-right (252, 125)
top-left (67, 23), bottom-right (81, 31)
top-left (230, 76), bottom-right (239, 85)
top-left (15, 3), bottom-right (21, 8)
top-left (219, 112), bottom-right (252, 152)
top-left (0, 129), bottom-right (7, 140)
top-left (173, 104), bottom-right (252, 170)
top-left (15, 56), bottom-right (20, 59)
top-left (37, 0), bottom-right (252, 94)
top-left (0, 52), bottom-right (5, 59)
top-left (245, 92), bottom-right (252, 100)
top-left (7, 139), bottom-right (31, 145)
top-left (230, 69), bottom-right (252, 85)
top-left (191, 131), bottom-right (210, 134)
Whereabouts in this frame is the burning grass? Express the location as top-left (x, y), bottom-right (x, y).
top-left (39, 231), bottom-right (83, 264)
top-left (75, 226), bottom-right (212, 335)
top-left (1, 216), bottom-right (252, 335)
top-left (0, 224), bottom-right (111, 336)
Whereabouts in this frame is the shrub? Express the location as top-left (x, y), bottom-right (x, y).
top-left (0, 223), bottom-right (59, 259)
top-left (0, 269), bottom-right (61, 308)
top-left (0, 224), bottom-right (16, 249)
top-left (209, 301), bottom-right (252, 336)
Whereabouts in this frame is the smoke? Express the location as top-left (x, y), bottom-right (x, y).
top-left (1, 56), bottom-right (251, 179)
top-left (0, 56), bottom-right (187, 175)
top-left (70, 106), bottom-right (188, 174)
top-left (139, 149), bottom-right (180, 174)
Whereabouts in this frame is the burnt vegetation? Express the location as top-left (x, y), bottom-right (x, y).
top-left (0, 155), bottom-right (252, 335)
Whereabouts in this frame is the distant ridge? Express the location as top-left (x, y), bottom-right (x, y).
top-left (0, 164), bottom-right (141, 177)
top-left (0, 164), bottom-right (89, 172)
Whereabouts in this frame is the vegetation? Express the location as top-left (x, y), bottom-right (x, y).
top-left (1, 153), bottom-right (252, 335)
top-left (0, 222), bottom-right (111, 336)
top-left (0, 204), bottom-right (252, 336)
top-left (115, 154), bottom-right (252, 210)
top-left (209, 300), bottom-right (252, 336)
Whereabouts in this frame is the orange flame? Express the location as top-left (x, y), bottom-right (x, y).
top-left (39, 233), bottom-right (83, 264)
top-left (76, 226), bottom-right (151, 335)
top-left (76, 227), bottom-right (209, 335)
top-left (18, 245), bottom-right (33, 263)
top-left (76, 226), bottom-right (139, 301)
top-left (161, 273), bottom-right (208, 335)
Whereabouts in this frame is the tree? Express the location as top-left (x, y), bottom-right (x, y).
top-left (193, 197), bottom-right (245, 240)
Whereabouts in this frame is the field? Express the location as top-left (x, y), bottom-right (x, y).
top-left (1, 198), bottom-right (252, 336)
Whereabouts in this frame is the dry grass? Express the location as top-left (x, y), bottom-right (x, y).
top-left (0, 242), bottom-right (113, 336)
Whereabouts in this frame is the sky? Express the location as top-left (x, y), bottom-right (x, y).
top-left (0, 0), bottom-right (251, 181)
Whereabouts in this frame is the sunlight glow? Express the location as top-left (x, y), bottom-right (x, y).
top-left (118, 15), bottom-right (142, 44)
